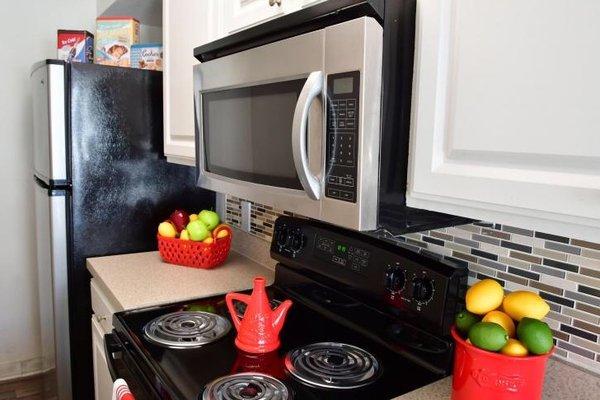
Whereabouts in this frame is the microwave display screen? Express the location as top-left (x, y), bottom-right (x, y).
top-left (333, 77), bottom-right (354, 94)
top-left (201, 79), bottom-right (306, 190)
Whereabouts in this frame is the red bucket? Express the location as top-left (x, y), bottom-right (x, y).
top-left (451, 327), bottom-right (553, 400)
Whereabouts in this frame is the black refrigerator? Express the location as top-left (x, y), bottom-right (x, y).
top-left (31, 60), bottom-right (214, 400)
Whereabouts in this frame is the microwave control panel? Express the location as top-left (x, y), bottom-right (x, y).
top-left (325, 71), bottom-right (360, 203)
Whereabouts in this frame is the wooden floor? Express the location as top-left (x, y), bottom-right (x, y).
top-left (0, 374), bottom-right (43, 400)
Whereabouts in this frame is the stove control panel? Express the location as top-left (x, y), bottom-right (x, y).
top-left (271, 216), bottom-right (468, 334)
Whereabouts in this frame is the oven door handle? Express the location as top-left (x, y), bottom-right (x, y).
top-left (104, 332), bottom-right (123, 381)
top-left (292, 70), bottom-right (323, 200)
top-left (104, 333), bottom-right (160, 400)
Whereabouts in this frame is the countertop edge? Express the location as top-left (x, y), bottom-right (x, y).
top-left (86, 249), bottom-right (275, 312)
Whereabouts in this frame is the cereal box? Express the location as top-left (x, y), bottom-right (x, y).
top-left (95, 16), bottom-right (140, 67)
top-left (131, 44), bottom-right (163, 71)
top-left (57, 30), bottom-right (94, 63)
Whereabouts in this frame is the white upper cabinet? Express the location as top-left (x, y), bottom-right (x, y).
top-left (407, 0), bottom-right (600, 241)
top-left (226, 0), bottom-right (286, 33)
top-left (225, 0), bottom-right (328, 34)
top-left (163, 0), bottom-right (224, 165)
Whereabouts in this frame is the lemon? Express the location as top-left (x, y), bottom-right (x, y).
top-left (503, 291), bottom-right (550, 321)
top-left (501, 338), bottom-right (529, 357)
top-left (158, 221), bottom-right (177, 238)
top-left (483, 310), bottom-right (516, 337)
top-left (466, 279), bottom-right (504, 315)
top-left (180, 229), bottom-right (190, 240)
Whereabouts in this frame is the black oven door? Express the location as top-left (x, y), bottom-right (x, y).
top-left (104, 332), bottom-right (161, 400)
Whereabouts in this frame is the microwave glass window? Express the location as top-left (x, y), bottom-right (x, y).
top-left (202, 79), bottom-right (305, 190)
top-left (333, 77), bottom-right (354, 94)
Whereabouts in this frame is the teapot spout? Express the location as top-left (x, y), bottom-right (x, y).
top-left (271, 299), bottom-right (293, 335)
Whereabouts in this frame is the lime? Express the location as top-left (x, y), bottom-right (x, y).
top-left (468, 322), bottom-right (509, 351)
top-left (455, 310), bottom-right (480, 334)
top-left (185, 304), bottom-right (216, 313)
top-left (517, 317), bottom-right (553, 355)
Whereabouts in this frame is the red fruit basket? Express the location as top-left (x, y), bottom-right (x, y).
top-left (157, 225), bottom-right (232, 269)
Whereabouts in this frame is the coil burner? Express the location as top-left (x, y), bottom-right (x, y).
top-left (284, 342), bottom-right (380, 389)
top-left (202, 373), bottom-right (290, 400)
top-left (144, 311), bottom-right (230, 349)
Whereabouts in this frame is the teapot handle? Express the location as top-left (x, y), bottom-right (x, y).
top-left (225, 292), bottom-right (251, 330)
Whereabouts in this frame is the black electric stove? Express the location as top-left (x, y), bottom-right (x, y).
top-left (107, 216), bottom-right (467, 400)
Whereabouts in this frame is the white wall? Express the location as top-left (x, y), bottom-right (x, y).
top-left (0, 0), bottom-right (96, 380)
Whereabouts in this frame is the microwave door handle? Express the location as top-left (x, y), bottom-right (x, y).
top-left (292, 71), bottom-right (323, 200)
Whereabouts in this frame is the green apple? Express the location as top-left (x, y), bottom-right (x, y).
top-left (199, 210), bottom-right (220, 230)
top-left (186, 220), bottom-right (209, 241)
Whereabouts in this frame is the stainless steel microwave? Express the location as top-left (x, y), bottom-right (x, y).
top-left (193, 16), bottom-right (382, 231)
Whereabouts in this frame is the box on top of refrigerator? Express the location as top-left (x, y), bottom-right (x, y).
top-left (131, 43), bottom-right (163, 71)
top-left (95, 16), bottom-right (140, 67)
top-left (57, 30), bottom-right (94, 63)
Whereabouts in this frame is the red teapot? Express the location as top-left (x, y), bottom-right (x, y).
top-left (225, 277), bottom-right (292, 353)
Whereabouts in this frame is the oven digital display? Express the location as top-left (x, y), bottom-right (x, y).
top-left (315, 235), bottom-right (370, 274)
top-left (333, 77), bottom-right (354, 94)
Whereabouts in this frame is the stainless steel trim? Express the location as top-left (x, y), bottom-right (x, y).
top-left (215, 192), bottom-right (226, 220)
top-left (198, 73), bottom-right (310, 95)
top-left (34, 183), bottom-right (71, 400)
top-left (292, 71), bottom-right (323, 200)
top-left (241, 200), bottom-right (252, 232)
top-left (320, 17), bottom-right (383, 230)
top-left (32, 63), bottom-right (67, 184)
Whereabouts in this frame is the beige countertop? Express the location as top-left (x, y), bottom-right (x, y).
top-left (87, 250), bottom-right (274, 311)
top-left (395, 358), bottom-right (600, 399)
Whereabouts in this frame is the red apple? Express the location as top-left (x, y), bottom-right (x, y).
top-left (169, 209), bottom-right (190, 232)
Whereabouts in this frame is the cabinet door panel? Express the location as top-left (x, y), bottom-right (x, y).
top-left (92, 317), bottom-right (113, 400)
top-left (227, 0), bottom-right (285, 33)
top-left (408, 0), bottom-right (600, 240)
top-left (163, 0), bottom-right (224, 164)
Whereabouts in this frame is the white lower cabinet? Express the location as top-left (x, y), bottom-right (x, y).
top-left (92, 316), bottom-right (114, 400)
top-left (407, 0), bottom-right (600, 241)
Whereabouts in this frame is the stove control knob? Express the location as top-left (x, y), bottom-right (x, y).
top-left (290, 230), bottom-right (305, 253)
top-left (275, 226), bottom-right (289, 247)
top-left (385, 265), bottom-right (405, 293)
top-left (412, 277), bottom-right (434, 303)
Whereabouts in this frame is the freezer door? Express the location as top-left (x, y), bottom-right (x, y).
top-left (34, 181), bottom-right (72, 400)
top-left (32, 62), bottom-right (68, 185)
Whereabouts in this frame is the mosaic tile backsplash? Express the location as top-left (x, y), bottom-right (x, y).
top-left (226, 195), bottom-right (600, 374)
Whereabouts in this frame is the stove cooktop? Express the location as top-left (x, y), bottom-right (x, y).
top-left (114, 284), bottom-right (439, 400)
top-left (111, 216), bottom-right (467, 400)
